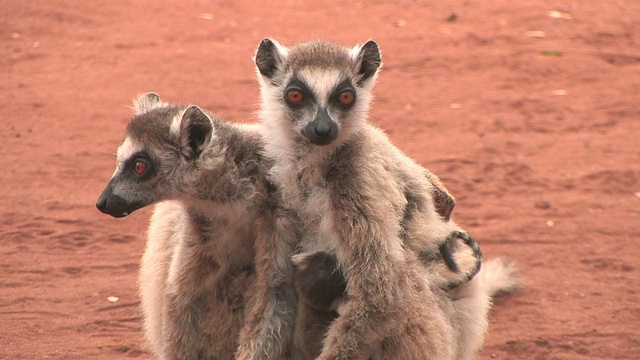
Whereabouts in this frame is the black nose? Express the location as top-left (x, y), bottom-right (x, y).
top-left (313, 121), bottom-right (333, 138)
top-left (96, 185), bottom-right (134, 218)
top-left (303, 108), bottom-right (339, 146)
top-left (96, 196), bottom-right (108, 213)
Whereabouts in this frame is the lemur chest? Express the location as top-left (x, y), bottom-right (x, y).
top-left (274, 159), bottom-right (326, 208)
top-left (275, 161), bottom-right (338, 252)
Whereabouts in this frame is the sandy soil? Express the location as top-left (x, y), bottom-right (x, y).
top-left (1, 0), bottom-right (639, 358)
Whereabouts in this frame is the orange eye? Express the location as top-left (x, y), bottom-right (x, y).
top-left (338, 91), bottom-right (355, 106)
top-left (134, 161), bottom-right (147, 176)
top-left (286, 89), bottom-right (305, 104)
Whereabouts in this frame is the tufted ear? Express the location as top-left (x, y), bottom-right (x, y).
top-left (254, 38), bottom-right (288, 79)
top-left (179, 106), bottom-right (213, 159)
top-left (350, 40), bottom-right (382, 86)
top-left (133, 92), bottom-right (161, 115)
top-left (419, 169), bottom-right (456, 221)
top-left (432, 186), bottom-right (456, 222)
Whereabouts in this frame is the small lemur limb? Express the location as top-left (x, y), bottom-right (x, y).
top-left (293, 251), bottom-right (346, 312)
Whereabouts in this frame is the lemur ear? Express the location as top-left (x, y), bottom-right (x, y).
top-left (351, 40), bottom-right (382, 85)
top-left (255, 38), bottom-right (288, 78)
top-left (179, 105), bottom-right (213, 159)
top-left (432, 186), bottom-right (456, 222)
top-left (134, 92), bottom-right (161, 114)
top-left (422, 170), bottom-right (456, 222)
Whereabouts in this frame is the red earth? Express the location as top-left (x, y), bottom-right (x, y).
top-left (2, 1), bottom-right (639, 359)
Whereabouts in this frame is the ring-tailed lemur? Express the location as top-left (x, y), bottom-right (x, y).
top-left (96, 94), bottom-right (300, 359)
top-left (236, 39), bottom-right (519, 360)
top-left (95, 94), bottom-right (506, 360)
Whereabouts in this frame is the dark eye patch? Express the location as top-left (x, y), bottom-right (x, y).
top-left (283, 79), bottom-right (316, 108)
top-left (331, 79), bottom-right (357, 109)
top-left (124, 151), bottom-right (156, 181)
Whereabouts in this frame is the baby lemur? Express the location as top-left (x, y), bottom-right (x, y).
top-left (236, 39), bottom-right (519, 360)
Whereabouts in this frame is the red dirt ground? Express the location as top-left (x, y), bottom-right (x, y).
top-left (2, 1), bottom-right (639, 359)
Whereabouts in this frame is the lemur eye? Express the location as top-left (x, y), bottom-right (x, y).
top-left (133, 160), bottom-right (147, 176)
top-left (286, 89), bottom-right (305, 104)
top-left (338, 90), bottom-right (355, 106)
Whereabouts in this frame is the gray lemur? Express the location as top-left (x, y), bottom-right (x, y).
top-left (96, 94), bottom-right (301, 359)
top-left (236, 39), bottom-right (520, 360)
top-left (95, 94), bottom-right (495, 360)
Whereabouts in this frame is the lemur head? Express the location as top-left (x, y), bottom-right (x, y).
top-left (254, 39), bottom-right (381, 148)
top-left (96, 93), bottom-right (216, 217)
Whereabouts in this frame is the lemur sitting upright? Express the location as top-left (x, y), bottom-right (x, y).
top-left (96, 95), bottom-right (474, 359)
top-left (236, 39), bottom-right (519, 360)
top-left (96, 94), bottom-right (300, 359)
top-left (97, 93), bottom-right (517, 360)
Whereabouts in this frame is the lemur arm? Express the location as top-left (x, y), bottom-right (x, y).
top-left (317, 181), bottom-right (411, 359)
top-left (235, 204), bottom-right (300, 360)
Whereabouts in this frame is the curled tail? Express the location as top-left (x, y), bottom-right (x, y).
top-left (478, 257), bottom-right (521, 298)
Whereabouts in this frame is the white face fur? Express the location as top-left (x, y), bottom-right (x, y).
top-left (255, 39), bottom-right (381, 153)
top-left (97, 94), bottom-right (217, 218)
top-left (114, 136), bottom-right (144, 176)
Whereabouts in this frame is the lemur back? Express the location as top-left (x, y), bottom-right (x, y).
top-left (235, 39), bottom-right (498, 360)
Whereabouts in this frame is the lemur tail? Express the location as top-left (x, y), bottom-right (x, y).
top-left (478, 257), bottom-right (521, 298)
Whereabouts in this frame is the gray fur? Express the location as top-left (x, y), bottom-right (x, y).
top-left (237, 39), bottom-right (520, 360)
top-left (97, 95), bottom-right (300, 359)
